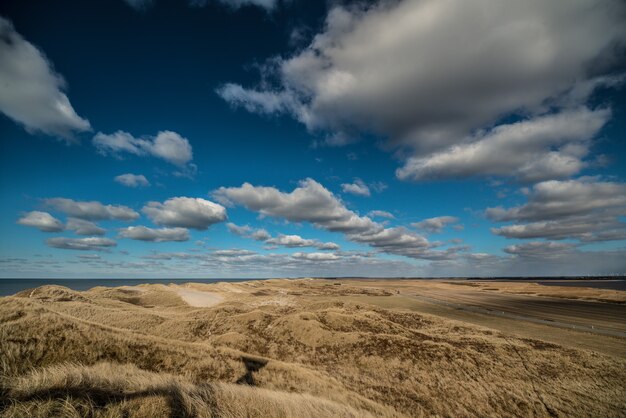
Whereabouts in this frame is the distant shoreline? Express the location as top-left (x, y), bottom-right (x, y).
top-left (0, 276), bottom-right (624, 297)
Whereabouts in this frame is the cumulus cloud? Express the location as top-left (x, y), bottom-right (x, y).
top-left (218, 0), bottom-right (626, 180)
top-left (504, 241), bottom-right (577, 258)
top-left (412, 216), bottom-right (459, 234)
top-left (66, 218), bottom-right (106, 236)
top-left (0, 17), bottom-right (90, 139)
top-left (367, 210), bottom-right (394, 219)
top-left (292, 252), bottom-right (340, 261)
top-left (266, 234), bottom-right (339, 250)
top-left (44, 198), bottom-right (139, 221)
top-left (119, 226), bottom-right (189, 242)
top-left (46, 237), bottom-right (117, 251)
top-left (226, 222), bottom-right (339, 250)
top-left (397, 108), bottom-right (611, 182)
top-left (137, 248), bottom-right (421, 278)
top-left (114, 173), bottom-right (150, 188)
top-left (93, 131), bottom-right (195, 173)
top-left (226, 223), bottom-right (271, 241)
top-left (214, 178), bottom-right (379, 234)
top-left (142, 197), bottom-right (227, 230)
top-left (17, 211), bottom-right (64, 232)
top-left (488, 178), bottom-right (626, 242)
top-left (341, 179), bottom-right (370, 196)
top-left (215, 178), bottom-right (462, 260)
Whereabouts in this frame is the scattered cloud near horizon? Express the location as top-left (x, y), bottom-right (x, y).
top-left (488, 177), bottom-right (626, 243)
top-left (215, 178), bottom-right (464, 260)
top-left (119, 226), bottom-right (189, 242)
top-left (46, 237), bottom-right (117, 251)
top-left (227, 222), bottom-right (339, 250)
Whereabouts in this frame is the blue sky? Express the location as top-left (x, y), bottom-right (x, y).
top-left (1, 0), bottom-right (626, 278)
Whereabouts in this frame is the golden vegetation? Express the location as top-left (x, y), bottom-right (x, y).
top-left (1, 279), bottom-right (625, 417)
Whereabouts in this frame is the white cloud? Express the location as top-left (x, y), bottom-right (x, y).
top-left (504, 241), bottom-right (577, 258)
top-left (46, 237), bottom-right (117, 251)
top-left (119, 226), bottom-right (189, 242)
top-left (226, 223), bottom-right (271, 241)
top-left (114, 173), bottom-right (150, 188)
top-left (487, 178), bottom-right (626, 222)
top-left (488, 178), bottom-right (626, 242)
top-left (212, 249), bottom-right (257, 257)
top-left (341, 179), bottom-right (370, 196)
top-left (218, 0), bottom-right (626, 180)
top-left (66, 218), bottom-right (106, 236)
top-left (77, 254), bottom-right (101, 260)
top-left (215, 178), bottom-right (462, 260)
top-left (0, 17), bottom-right (90, 139)
top-left (17, 211), bottom-right (64, 232)
top-left (397, 108), bottom-right (610, 182)
top-left (93, 130), bottom-right (194, 170)
top-left (266, 234), bottom-right (339, 250)
top-left (412, 216), bottom-right (459, 234)
top-left (226, 222), bottom-right (339, 250)
top-left (292, 252), bottom-right (340, 261)
top-left (44, 198), bottom-right (139, 221)
top-left (367, 210), bottom-right (394, 219)
top-left (214, 178), bottom-right (379, 234)
top-left (142, 197), bottom-right (227, 230)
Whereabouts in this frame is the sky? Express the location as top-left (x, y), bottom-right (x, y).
top-left (1, 0), bottom-right (626, 279)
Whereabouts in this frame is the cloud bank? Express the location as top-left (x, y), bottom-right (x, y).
top-left (215, 178), bottom-right (463, 260)
top-left (46, 237), bottom-right (117, 251)
top-left (488, 178), bottom-right (626, 242)
top-left (218, 0), bottom-right (626, 181)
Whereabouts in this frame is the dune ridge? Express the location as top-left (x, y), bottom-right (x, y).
top-left (1, 279), bottom-right (625, 417)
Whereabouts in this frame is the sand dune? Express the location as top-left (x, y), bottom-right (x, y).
top-left (1, 279), bottom-right (624, 417)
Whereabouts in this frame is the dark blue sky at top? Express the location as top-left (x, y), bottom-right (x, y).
top-left (0, 0), bottom-right (625, 278)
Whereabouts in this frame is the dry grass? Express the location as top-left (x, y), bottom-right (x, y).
top-left (1, 279), bottom-right (625, 417)
top-left (2, 362), bottom-right (371, 418)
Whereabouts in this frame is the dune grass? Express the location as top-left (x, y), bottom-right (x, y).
top-left (1, 280), bottom-right (625, 417)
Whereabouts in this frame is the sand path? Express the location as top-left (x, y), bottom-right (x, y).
top-left (174, 287), bottom-right (224, 307)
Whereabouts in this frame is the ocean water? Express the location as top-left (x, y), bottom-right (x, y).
top-left (0, 278), bottom-right (262, 297)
